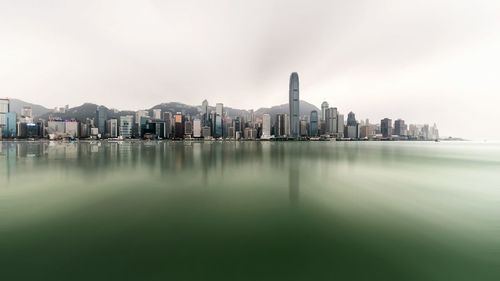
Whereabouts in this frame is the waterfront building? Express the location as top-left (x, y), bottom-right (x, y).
top-left (106, 119), bottom-right (118, 138)
top-left (65, 121), bottom-right (79, 138)
top-left (215, 103), bottom-right (223, 138)
top-left (321, 101), bottom-right (329, 123)
top-left (174, 112), bottom-right (184, 139)
top-left (153, 109), bottom-right (162, 120)
top-left (119, 115), bottom-right (133, 138)
top-left (284, 113), bottom-right (290, 136)
top-left (184, 120), bottom-right (193, 137)
top-left (201, 100), bottom-right (209, 126)
top-left (300, 120), bottom-right (308, 137)
top-left (381, 118), bottom-right (393, 139)
top-left (309, 111), bottom-right (318, 137)
top-left (95, 106), bottom-right (107, 135)
top-left (193, 119), bottom-right (202, 138)
top-left (261, 114), bottom-right (271, 139)
top-left (202, 126), bottom-right (211, 138)
top-left (337, 114), bottom-right (345, 138)
top-left (244, 127), bottom-right (257, 140)
top-left (346, 112), bottom-right (359, 139)
top-left (289, 72), bottom-right (300, 138)
top-left (326, 107), bottom-right (338, 135)
top-left (359, 125), bottom-right (376, 139)
top-left (0, 98), bottom-right (9, 138)
top-left (6, 112), bottom-right (17, 138)
top-left (394, 119), bottom-right (407, 137)
top-left (80, 122), bottom-right (90, 138)
top-left (275, 114), bottom-right (286, 137)
top-left (163, 112), bottom-right (172, 139)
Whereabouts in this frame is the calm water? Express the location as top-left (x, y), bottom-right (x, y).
top-left (1, 141), bottom-right (500, 281)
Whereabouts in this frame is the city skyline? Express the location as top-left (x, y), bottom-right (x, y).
top-left (1, 0), bottom-right (499, 140)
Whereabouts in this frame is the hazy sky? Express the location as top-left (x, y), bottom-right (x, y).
top-left (1, 0), bottom-right (499, 139)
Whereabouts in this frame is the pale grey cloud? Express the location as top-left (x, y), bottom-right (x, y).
top-left (1, 0), bottom-right (499, 139)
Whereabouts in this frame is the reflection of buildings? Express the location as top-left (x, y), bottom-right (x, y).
top-left (289, 162), bottom-right (300, 207)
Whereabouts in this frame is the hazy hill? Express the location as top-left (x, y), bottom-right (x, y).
top-left (9, 99), bottom-right (51, 117)
top-left (19, 99), bottom-right (321, 121)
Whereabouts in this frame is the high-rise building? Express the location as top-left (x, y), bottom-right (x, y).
top-left (289, 72), bottom-right (300, 138)
top-left (95, 106), bottom-right (107, 135)
top-left (201, 100), bottom-right (209, 126)
top-left (275, 114), bottom-right (286, 137)
top-left (184, 120), bottom-right (193, 137)
top-left (325, 107), bottom-right (338, 135)
top-left (284, 113), bottom-right (290, 136)
top-left (337, 114), bottom-right (345, 138)
top-left (309, 111), bottom-right (318, 137)
top-left (346, 112), bottom-right (359, 139)
top-left (215, 103), bottom-right (223, 138)
top-left (119, 115), bottom-right (133, 138)
top-left (5, 112), bottom-right (17, 138)
top-left (163, 112), bottom-right (172, 139)
top-left (174, 112), bottom-right (184, 139)
top-left (261, 114), bottom-right (271, 139)
top-left (394, 119), bottom-right (407, 136)
top-left (106, 119), bottom-right (118, 138)
top-left (321, 101), bottom-right (329, 122)
top-left (381, 118), bottom-right (393, 139)
top-left (300, 120), bottom-right (308, 137)
top-left (153, 109), bottom-right (162, 120)
top-left (0, 98), bottom-right (9, 138)
top-left (193, 119), bottom-right (202, 138)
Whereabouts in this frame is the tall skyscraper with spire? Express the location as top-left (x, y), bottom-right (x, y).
top-left (289, 72), bottom-right (300, 138)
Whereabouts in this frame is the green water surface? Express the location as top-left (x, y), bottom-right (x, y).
top-left (1, 141), bottom-right (499, 281)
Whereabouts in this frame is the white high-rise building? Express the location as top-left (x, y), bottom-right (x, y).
top-left (193, 119), bottom-right (202, 138)
top-left (119, 115), bottom-right (133, 138)
top-left (261, 114), bottom-right (271, 139)
top-left (153, 109), bottom-right (162, 120)
top-left (284, 113), bottom-right (290, 136)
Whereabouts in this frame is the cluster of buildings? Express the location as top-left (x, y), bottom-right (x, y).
top-left (0, 73), bottom-right (439, 141)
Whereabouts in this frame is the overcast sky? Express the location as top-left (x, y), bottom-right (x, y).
top-left (1, 0), bottom-right (499, 139)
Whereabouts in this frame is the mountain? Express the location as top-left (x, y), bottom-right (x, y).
top-left (27, 100), bottom-right (321, 121)
top-left (9, 99), bottom-right (51, 117)
top-left (255, 100), bottom-right (320, 117)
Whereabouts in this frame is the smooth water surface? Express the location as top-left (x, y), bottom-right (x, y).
top-left (1, 141), bottom-right (500, 281)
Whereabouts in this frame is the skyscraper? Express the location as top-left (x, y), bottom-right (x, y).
top-left (321, 101), bottom-right (329, 122)
top-left (193, 119), bottom-right (202, 138)
top-left (261, 114), bottom-right (271, 139)
top-left (394, 119), bottom-right (407, 136)
top-left (201, 100), bottom-right (209, 126)
top-left (0, 98), bottom-right (9, 138)
top-left (275, 114), bottom-right (286, 137)
top-left (119, 115), bottom-right (133, 138)
top-left (153, 109), bottom-right (162, 120)
top-left (95, 106), bottom-right (107, 135)
top-left (215, 103), bottom-right (223, 138)
top-left (346, 112), bottom-right (359, 139)
top-left (289, 72), bottom-right (300, 139)
top-left (381, 118), bottom-right (393, 139)
top-left (310, 111), bottom-right (318, 137)
top-left (174, 112), bottom-right (184, 139)
top-left (106, 119), bottom-right (118, 138)
top-left (163, 112), bottom-right (172, 139)
top-left (325, 107), bottom-right (338, 135)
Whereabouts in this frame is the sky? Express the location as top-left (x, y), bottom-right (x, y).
top-left (1, 0), bottom-right (499, 139)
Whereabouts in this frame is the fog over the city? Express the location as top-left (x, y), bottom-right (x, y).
top-left (1, 0), bottom-right (499, 139)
